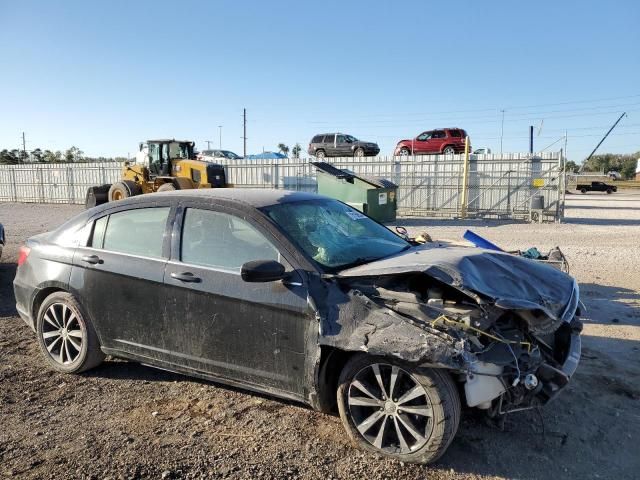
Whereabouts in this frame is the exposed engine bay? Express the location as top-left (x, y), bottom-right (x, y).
top-left (331, 244), bottom-right (583, 416)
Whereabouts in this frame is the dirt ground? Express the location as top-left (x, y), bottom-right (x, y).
top-left (1, 192), bottom-right (638, 480)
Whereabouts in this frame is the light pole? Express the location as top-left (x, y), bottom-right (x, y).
top-left (218, 126), bottom-right (222, 149)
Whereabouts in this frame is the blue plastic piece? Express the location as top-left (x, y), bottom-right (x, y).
top-left (463, 230), bottom-right (503, 252)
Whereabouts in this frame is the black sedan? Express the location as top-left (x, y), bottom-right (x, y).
top-left (14, 189), bottom-right (582, 464)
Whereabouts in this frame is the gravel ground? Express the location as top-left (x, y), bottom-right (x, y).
top-left (0, 193), bottom-right (638, 480)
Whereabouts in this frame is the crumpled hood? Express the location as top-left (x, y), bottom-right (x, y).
top-left (339, 244), bottom-right (579, 322)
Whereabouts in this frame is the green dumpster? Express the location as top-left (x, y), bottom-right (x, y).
top-left (312, 162), bottom-right (398, 222)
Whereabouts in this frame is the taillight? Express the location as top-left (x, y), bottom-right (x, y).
top-left (17, 246), bottom-right (31, 267)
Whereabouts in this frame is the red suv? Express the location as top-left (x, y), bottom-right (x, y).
top-left (394, 128), bottom-right (469, 156)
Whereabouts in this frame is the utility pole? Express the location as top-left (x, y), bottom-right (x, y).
top-left (242, 108), bottom-right (247, 158)
top-left (22, 132), bottom-right (27, 161)
top-left (499, 109), bottom-right (505, 155)
top-left (529, 125), bottom-right (534, 154)
top-left (218, 125), bottom-right (222, 148)
top-left (204, 140), bottom-right (214, 150)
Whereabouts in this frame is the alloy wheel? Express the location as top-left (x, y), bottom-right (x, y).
top-left (41, 303), bottom-right (85, 365)
top-left (347, 363), bottom-right (433, 454)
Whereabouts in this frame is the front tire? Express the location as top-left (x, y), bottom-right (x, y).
top-left (337, 354), bottom-right (460, 464)
top-left (108, 180), bottom-right (141, 202)
top-left (36, 292), bottom-right (105, 374)
top-left (354, 147), bottom-right (365, 157)
top-left (157, 183), bottom-right (176, 192)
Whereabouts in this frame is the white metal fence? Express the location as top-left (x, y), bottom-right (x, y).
top-left (0, 153), bottom-right (565, 221)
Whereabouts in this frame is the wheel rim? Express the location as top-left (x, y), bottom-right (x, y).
top-left (347, 363), bottom-right (433, 455)
top-left (317, 151), bottom-right (325, 158)
top-left (400, 149), bottom-right (409, 156)
top-left (113, 190), bottom-right (124, 200)
top-left (355, 149), bottom-right (364, 157)
top-left (444, 148), bottom-right (454, 155)
top-left (41, 303), bottom-right (85, 365)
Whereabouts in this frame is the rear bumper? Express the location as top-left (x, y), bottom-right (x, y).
top-left (13, 277), bottom-right (35, 331)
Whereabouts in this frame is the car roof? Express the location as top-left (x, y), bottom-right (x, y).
top-left (92, 188), bottom-right (328, 213)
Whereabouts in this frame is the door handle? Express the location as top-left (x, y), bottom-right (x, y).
top-left (170, 272), bottom-right (201, 283)
top-left (81, 254), bottom-right (103, 265)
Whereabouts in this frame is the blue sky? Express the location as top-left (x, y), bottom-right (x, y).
top-left (1, 0), bottom-right (639, 161)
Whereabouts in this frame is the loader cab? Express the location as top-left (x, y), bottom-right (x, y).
top-left (143, 139), bottom-right (195, 177)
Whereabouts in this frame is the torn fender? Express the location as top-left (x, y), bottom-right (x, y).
top-left (316, 287), bottom-right (461, 368)
top-left (338, 244), bottom-right (579, 325)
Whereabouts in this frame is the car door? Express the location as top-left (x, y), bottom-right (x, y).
top-left (413, 131), bottom-right (432, 154)
top-left (69, 205), bottom-right (174, 357)
top-left (162, 205), bottom-right (312, 396)
top-left (323, 134), bottom-right (336, 156)
top-left (431, 129), bottom-right (447, 153)
top-left (335, 134), bottom-right (351, 157)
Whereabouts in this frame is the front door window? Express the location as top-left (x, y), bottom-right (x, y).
top-left (181, 208), bottom-right (280, 271)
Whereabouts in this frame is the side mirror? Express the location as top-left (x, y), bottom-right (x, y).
top-left (395, 226), bottom-right (409, 240)
top-left (241, 260), bottom-right (286, 282)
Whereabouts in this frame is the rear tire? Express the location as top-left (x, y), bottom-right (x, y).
top-left (108, 180), bottom-right (141, 202)
top-left (580, 188), bottom-right (587, 194)
top-left (157, 183), bottom-right (176, 192)
top-left (399, 147), bottom-right (411, 157)
top-left (35, 292), bottom-right (105, 374)
top-left (442, 146), bottom-right (456, 155)
top-left (337, 354), bottom-right (460, 464)
top-left (315, 150), bottom-right (326, 159)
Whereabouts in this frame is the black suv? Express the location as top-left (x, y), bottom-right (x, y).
top-left (308, 133), bottom-right (380, 158)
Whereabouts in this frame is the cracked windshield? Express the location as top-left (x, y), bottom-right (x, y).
top-left (262, 198), bottom-right (409, 270)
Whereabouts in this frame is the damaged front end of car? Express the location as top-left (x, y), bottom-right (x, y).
top-left (325, 245), bottom-right (582, 416)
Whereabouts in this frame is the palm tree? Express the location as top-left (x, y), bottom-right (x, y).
top-left (277, 143), bottom-right (289, 157)
top-left (292, 143), bottom-right (302, 159)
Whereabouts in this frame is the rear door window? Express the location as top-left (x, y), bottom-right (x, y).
top-left (181, 208), bottom-right (280, 271)
top-left (432, 130), bottom-right (446, 139)
top-left (90, 215), bottom-right (109, 248)
top-left (99, 207), bottom-right (170, 258)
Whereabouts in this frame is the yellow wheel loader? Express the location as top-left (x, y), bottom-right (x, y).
top-left (85, 139), bottom-right (227, 208)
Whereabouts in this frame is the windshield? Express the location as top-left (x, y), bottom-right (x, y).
top-left (169, 142), bottom-right (193, 159)
top-left (261, 199), bottom-right (409, 271)
top-left (345, 135), bottom-right (358, 143)
top-left (221, 150), bottom-right (241, 159)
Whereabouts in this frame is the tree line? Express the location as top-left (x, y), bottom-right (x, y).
top-left (0, 146), bottom-right (126, 165)
top-left (2, 144), bottom-right (637, 177)
top-left (564, 151), bottom-right (639, 178)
